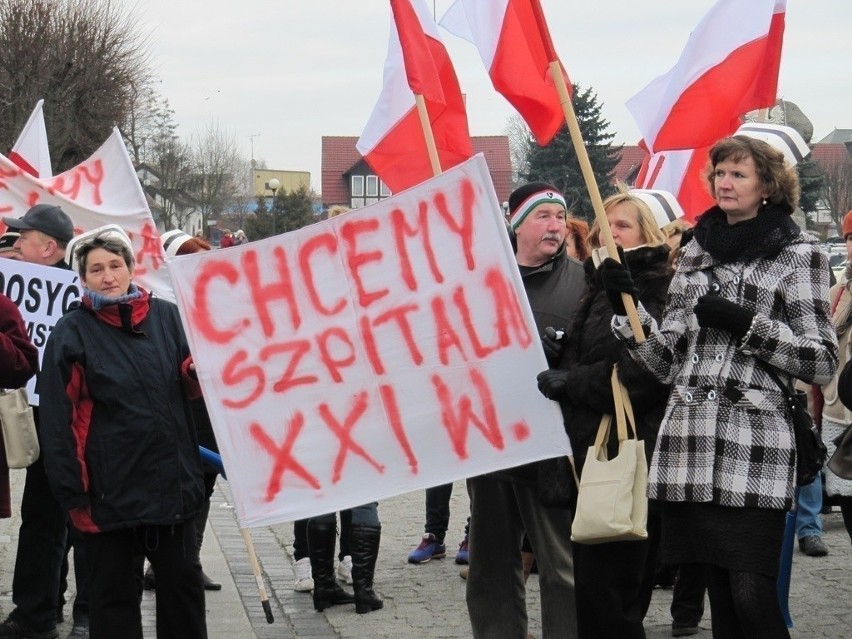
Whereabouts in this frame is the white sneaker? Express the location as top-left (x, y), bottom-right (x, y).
top-left (293, 557), bottom-right (314, 592)
top-left (337, 555), bottom-right (353, 585)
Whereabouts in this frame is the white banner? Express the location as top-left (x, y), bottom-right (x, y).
top-left (167, 155), bottom-right (571, 527)
top-left (0, 128), bottom-right (173, 302)
top-left (0, 259), bottom-right (81, 405)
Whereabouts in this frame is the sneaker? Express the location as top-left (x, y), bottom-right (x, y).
top-left (0, 617), bottom-right (58, 639)
top-left (293, 556), bottom-right (314, 592)
top-left (407, 533), bottom-right (446, 564)
top-left (337, 555), bottom-right (353, 585)
top-left (455, 536), bottom-right (469, 564)
top-left (671, 626), bottom-right (700, 637)
top-left (798, 535), bottom-right (828, 557)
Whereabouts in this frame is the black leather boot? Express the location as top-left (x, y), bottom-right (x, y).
top-left (351, 523), bottom-right (383, 614)
top-left (308, 520), bottom-right (355, 611)
top-left (196, 498), bottom-right (222, 590)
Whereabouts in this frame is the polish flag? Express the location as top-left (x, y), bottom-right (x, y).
top-left (9, 99), bottom-right (53, 178)
top-left (440, 0), bottom-right (570, 146)
top-left (357, 0), bottom-right (472, 194)
top-left (627, 0), bottom-right (786, 154)
top-left (634, 144), bottom-right (714, 223)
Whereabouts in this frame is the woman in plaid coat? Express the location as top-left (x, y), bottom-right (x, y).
top-left (601, 135), bottom-right (838, 639)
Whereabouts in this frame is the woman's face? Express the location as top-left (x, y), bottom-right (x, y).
top-left (82, 247), bottom-right (132, 298)
top-left (606, 202), bottom-right (643, 249)
top-left (713, 155), bottom-right (768, 223)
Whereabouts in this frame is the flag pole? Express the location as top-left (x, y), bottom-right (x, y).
top-left (414, 94), bottom-right (443, 177)
top-left (199, 446), bottom-right (275, 624)
top-left (548, 62), bottom-right (645, 343)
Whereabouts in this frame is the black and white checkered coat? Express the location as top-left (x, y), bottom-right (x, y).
top-left (615, 231), bottom-right (838, 511)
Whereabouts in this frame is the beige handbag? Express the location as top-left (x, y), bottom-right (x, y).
top-left (570, 366), bottom-right (648, 544)
top-left (0, 388), bottom-right (40, 469)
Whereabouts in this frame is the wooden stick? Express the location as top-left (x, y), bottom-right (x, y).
top-left (548, 62), bottom-right (645, 343)
top-left (200, 447), bottom-right (273, 624)
top-left (241, 527), bottom-right (275, 624)
top-left (415, 93), bottom-right (443, 177)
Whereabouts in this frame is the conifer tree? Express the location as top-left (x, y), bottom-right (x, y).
top-left (523, 84), bottom-right (620, 220)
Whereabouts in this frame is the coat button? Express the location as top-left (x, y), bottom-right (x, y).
top-left (715, 353), bottom-right (724, 362)
top-left (707, 390), bottom-right (717, 400)
top-left (685, 391), bottom-right (694, 402)
top-left (691, 354), bottom-right (700, 364)
top-left (733, 276), bottom-right (741, 285)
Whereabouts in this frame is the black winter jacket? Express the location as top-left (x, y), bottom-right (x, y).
top-left (40, 291), bottom-right (204, 532)
top-left (556, 245), bottom-right (672, 474)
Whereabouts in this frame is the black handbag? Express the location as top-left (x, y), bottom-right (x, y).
top-left (828, 422), bottom-right (852, 480)
top-left (758, 362), bottom-right (826, 486)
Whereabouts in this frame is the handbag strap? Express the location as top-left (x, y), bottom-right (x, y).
top-left (593, 366), bottom-right (639, 451)
top-left (611, 365), bottom-right (638, 441)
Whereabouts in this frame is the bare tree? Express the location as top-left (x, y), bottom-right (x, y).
top-left (219, 157), bottom-right (255, 232)
top-left (823, 156), bottom-right (852, 232)
top-left (504, 114), bottom-right (533, 188)
top-left (189, 121), bottom-right (242, 232)
top-left (0, 0), bottom-right (150, 171)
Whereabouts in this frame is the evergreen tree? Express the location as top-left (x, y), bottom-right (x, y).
top-left (523, 84), bottom-right (620, 220)
top-left (797, 157), bottom-right (826, 227)
top-left (275, 185), bottom-right (316, 234)
top-left (245, 195), bottom-right (272, 239)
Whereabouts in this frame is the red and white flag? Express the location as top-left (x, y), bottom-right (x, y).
top-left (440, 0), bottom-right (570, 146)
top-left (357, 0), bottom-right (472, 194)
top-left (627, 0), bottom-right (786, 154)
top-left (634, 144), bottom-right (714, 223)
top-left (9, 99), bottom-right (52, 179)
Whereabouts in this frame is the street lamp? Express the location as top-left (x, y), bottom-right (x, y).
top-left (267, 178), bottom-right (280, 236)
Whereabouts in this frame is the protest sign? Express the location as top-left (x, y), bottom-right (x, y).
top-left (168, 154), bottom-right (570, 526)
top-left (0, 259), bottom-right (81, 405)
top-left (0, 128), bottom-right (173, 302)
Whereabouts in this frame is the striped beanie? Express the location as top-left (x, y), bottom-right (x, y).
top-left (508, 182), bottom-right (567, 230)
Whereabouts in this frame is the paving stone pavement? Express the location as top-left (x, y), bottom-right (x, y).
top-left (1, 471), bottom-right (850, 638)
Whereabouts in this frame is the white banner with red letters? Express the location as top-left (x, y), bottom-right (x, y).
top-left (167, 154), bottom-right (571, 526)
top-left (0, 259), bottom-right (80, 405)
top-left (0, 127), bottom-right (173, 302)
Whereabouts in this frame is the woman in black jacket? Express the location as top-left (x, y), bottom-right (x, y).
top-left (537, 192), bottom-right (673, 638)
top-left (40, 231), bottom-right (206, 639)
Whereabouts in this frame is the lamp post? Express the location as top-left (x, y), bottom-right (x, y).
top-left (267, 178), bottom-right (280, 236)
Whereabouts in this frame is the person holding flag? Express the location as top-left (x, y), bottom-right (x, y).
top-left (537, 192), bottom-right (673, 638)
top-left (599, 134), bottom-right (837, 637)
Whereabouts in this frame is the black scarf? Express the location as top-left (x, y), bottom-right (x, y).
top-left (693, 204), bottom-right (800, 264)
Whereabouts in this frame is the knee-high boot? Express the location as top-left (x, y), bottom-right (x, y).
top-left (308, 520), bottom-right (355, 611)
top-left (351, 523), bottom-right (383, 614)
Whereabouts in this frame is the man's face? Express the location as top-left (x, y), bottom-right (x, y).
top-left (14, 229), bottom-right (57, 265)
top-left (514, 203), bottom-right (566, 266)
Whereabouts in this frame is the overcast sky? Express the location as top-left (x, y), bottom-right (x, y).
top-left (130, 0), bottom-right (851, 191)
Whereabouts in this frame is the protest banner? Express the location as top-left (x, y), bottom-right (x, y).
top-left (0, 127), bottom-right (173, 302)
top-left (167, 154), bottom-right (571, 526)
top-left (0, 259), bottom-right (81, 404)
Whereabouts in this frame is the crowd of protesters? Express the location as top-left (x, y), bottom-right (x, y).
top-left (1, 128), bottom-right (851, 639)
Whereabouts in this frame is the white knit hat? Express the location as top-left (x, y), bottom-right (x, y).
top-left (734, 122), bottom-right (810, 167)
top-left (629, 189), bottom-right (685, 232)
top-left (65, 224), bottom-right (133, 274)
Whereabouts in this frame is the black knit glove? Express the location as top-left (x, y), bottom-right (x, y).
top-left (599, 256), bottom-right (638, 316)
top-left (541, 327), bottom-right (566, 365)
top-left (694, 295), bottom-right (754, 339)
top-left (537, 369), bottom-right (571, 401)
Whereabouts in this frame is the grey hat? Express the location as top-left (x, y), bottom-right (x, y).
top-left (3, 204), bottom-right (74, 243)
